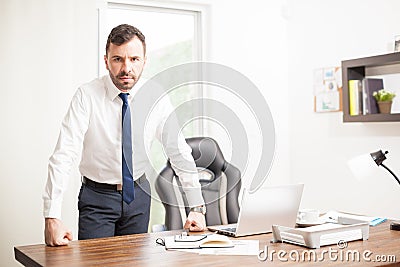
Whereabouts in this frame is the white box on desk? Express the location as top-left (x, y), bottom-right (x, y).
top-left (271, 222), bottom-right (369, 249)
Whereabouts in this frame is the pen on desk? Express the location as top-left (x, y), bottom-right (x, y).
top-left (328, 216), bottom-right (337, 222)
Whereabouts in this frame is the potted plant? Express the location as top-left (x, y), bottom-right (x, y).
top-left (373, 89), bottom-right (396, 114)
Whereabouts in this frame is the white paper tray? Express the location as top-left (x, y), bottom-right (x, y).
top-left (271, 222), bottom-right (369, 249)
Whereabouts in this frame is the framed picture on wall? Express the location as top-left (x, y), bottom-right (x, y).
top-left (313, 66), bottom-right (342, 113)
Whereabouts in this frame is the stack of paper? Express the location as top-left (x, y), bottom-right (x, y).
top-left (321, 210), bottom-right (387, 226)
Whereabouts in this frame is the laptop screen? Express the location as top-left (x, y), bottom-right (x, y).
top-left (212, 184), bottom-right (304, 237)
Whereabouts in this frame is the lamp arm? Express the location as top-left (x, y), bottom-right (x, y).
top-left (381, 163), bottom-right (400, 186)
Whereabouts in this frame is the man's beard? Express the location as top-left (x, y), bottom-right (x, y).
top-left (109, 70), bottom-right (141, 91)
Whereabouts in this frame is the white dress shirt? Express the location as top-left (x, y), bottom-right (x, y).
top-left (43, 75), bottom-right (204, 219)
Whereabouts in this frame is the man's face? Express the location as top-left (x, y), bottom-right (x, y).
top-left (104, 36), bottom-right (146, 92)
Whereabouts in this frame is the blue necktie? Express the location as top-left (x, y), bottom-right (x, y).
top-left (119, 93), bottom-right (134, 204)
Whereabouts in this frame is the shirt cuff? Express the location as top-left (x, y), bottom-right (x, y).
top-left (43, 198), bottom-right (62, 219)
top-left (182, 187), bottom-right (205, 208)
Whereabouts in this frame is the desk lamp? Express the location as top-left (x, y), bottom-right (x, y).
top-left (348, 150), bottom-right (400, 231)
top-left (369, 150), bottom-right (400, 185)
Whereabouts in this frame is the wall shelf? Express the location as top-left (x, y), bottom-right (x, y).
top-left (341, 52), bottom-right (400, 122)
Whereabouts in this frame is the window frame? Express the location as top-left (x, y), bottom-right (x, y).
top-left (96, 0), bottom-right (209, 135)
top-left (96, 0), bottom-right (209, 75)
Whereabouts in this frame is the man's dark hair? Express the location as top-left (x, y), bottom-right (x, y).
top-left (105, 24), bottom-right (146, 56)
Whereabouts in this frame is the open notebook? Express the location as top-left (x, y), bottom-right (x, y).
top-left (164, 234), bottom-right (234, 250)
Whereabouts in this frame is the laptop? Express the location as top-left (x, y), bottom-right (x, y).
top-left (208, 184), bottom-right (304, 237)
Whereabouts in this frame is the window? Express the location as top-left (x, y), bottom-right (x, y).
top-left (97, 1), bottom-right (207, 229)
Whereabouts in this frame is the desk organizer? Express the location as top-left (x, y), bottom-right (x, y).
top-left (271, 222), bottom-right (369, 249)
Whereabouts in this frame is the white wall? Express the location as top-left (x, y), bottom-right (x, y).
top-left (204, 0), bottom-right (291, 189)
top-left (0, 0), bottom-right (98, 266)
top-left (287, 0), bottom-right (400, 218)
top-left (2, 0), bottom-right (400, 266)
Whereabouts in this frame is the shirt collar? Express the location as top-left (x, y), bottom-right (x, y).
top-left (103, 74), bottom-right (145, 101)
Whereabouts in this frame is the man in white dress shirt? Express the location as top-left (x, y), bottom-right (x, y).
top-left (43, 24), bottom-right (206, 246)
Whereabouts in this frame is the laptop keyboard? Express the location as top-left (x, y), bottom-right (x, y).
top-left (217, 227), bottom-right (237, 237)
top-left (222, 227), bottom-right (237, 232)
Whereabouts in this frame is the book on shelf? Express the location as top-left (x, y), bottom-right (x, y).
top-left (348, 80), bottom-right (362, 115)
top-left (362, 78), bottom-right (384, 115)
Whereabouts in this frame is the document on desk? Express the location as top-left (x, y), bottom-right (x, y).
top-left (165, 238), bottom-right (259, 256)
top-left (198, 240), bottom-right (259, 255)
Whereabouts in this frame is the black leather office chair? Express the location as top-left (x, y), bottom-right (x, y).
top-left (155, 137), bottom-right (241, 230)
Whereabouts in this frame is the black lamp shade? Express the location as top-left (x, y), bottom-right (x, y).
top-left (370, 150), bottom-right (388, 166)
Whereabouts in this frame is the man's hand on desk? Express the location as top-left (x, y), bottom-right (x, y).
top-left (184, 211), bottom-right (206, 232)
top-left (45, 218), bottom-right (73, 246)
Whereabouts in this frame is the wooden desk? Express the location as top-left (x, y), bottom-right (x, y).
top-left (14, 221), bottom-right (400, 266)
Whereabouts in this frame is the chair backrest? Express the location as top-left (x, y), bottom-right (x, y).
top-left (155, 137), bottom-right (241, 230)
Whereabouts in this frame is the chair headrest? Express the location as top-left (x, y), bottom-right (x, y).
top-left (185, 137), bottom-right (226, 174)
